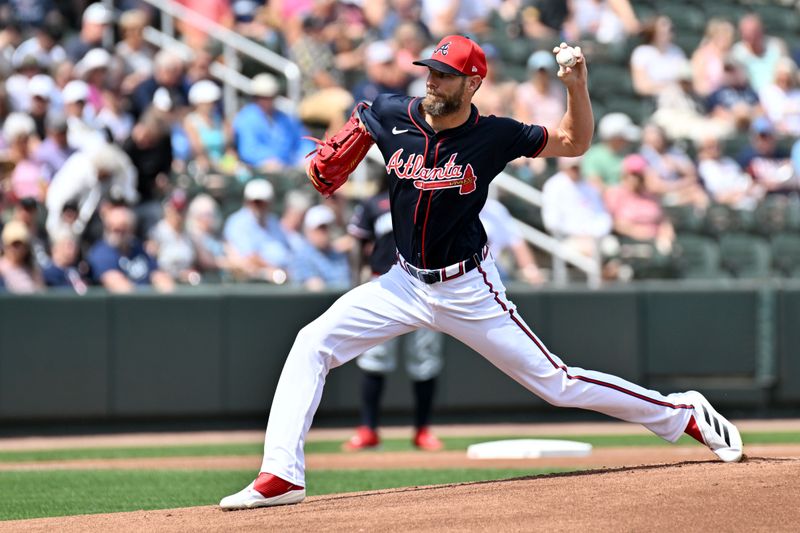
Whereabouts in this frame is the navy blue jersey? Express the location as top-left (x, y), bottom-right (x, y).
top-left (358, 94), bottom-right (547, 269)
top-left (347, 191), bottom-right (395, 275)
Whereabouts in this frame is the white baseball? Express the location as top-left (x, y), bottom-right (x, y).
top-left (556, 47), bottom-right (577, 68)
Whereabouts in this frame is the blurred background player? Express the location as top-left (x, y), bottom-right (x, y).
top-left (344, 175), bottom-right (444, 451)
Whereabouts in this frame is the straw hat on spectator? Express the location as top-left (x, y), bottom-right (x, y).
top-left (189, 80), bottom-right (222, 105)
top-left (119, 9), bottom-right (148, 30)
top-left (2, 220), bottom-right (31, 246)
top-left (62, 80), bottom-right (90, 104)
top-left (250, 73), bottom-right (279, 98)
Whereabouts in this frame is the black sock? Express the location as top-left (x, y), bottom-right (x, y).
top-left (361, 372), bottom-right (385, 430)
top-left (413, 378), bottom-right (436, 429)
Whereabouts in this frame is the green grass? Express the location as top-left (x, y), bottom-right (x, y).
top-left (0, 468), bottom-right (567, 521)
top-left (0, 431), bottom-right (797, 463)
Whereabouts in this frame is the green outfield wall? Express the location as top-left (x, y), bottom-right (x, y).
top-left (0, 281), bottom-right (797, 422)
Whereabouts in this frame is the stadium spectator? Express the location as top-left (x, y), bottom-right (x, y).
top-left (33, 112), bottom-right (72, 181)
top-left (542, 156), bottom-right (613, 259)
top-left (42, 229), bottom-right (88, 294)
top-left (88, 204), bottom-right (174, 293)
top-left (62, 79), bottom-right (105, 150)
top-left (690, 19), bottom-right (735, 97)
top-left (123, 111), bottom-right (172, 233)
top-left (569, 0), bottom-right (639, 44)
top-left (652, 62), bottom-right (733, 143)
top-left (0, 219), bottom-right (44, 293)
top-left (27, 74), bottom-right (55, 139)
top-left (130, 50), bottom-right (190, 120)
top-left (74, 48), bottom-right (114, 116)
top-left (289, 15), bottom-right (344, 98)
top-left (280, 189), bottom-right (314, 253)
top-left (176, 0), bottom-right (234, 50)
top-left (705, 59), bottom-right (762, 132)
top-left (730, 13), bottom-right (788, 93)
top-left (351, 41), bottom-right (408, 105)
top-left (581, 112), bottom-right (640, 191)
top-left (290, 204), bottom-right (350, 290)
top-left (758, 58), bottom-right (800, 137)
top-left (737, 117), bottom-right (796, 195)
top-left (470, 43), bottom-right (516, 116)
top-left (96, 87), bottom-right (135, 144)
top-left (185, 193), bottom-right (234, 279)
top-left (45, 142), bottom-right (139, 240)
top-left (183, 80), bottom-right (230, 174)
top-left (630, 16), bottom-right (686, 97)
top-left (223, 178), bottom-right (291, 283)
top-left (697, 135), bottom-right (762, 211)
top-left (2, 112), bottom-right (47, 202)
top-left (5, 51), bottom-right (45, 112)
top-left (235, 1), bottom-right (285, 55)
top-left (147, 189), bottom-right (199, 284)
top-left (605, 154), bottom-right (674, 255)
top-left (116, 9), bottom-right (155, 95)
top-left (420, 0), bottom-right (493, 38)
top-left (9, 196), bottom-right (50, 270)
top-left (392, 21), bottom-right (428, 79)
top-left (63, 2), bottom-right (113, 63)
top-left (0, 21), bottom-right (22, 74)
top-left (480, 196), bottom-right (545, 284)
top-left (514, 50), bottom-right (565, 131)
top-left (233, 73), bottom-right (315, 171)
top-left (12, 12), bottom-right (66, 72)
top-left (639, 123), bottom-right (708, 210)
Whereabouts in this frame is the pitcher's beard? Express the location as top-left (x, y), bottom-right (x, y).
top-left (421, 79), bottom-right (466, 117)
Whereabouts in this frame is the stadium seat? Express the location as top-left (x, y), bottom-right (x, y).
top-left (664, 205), bottom-right (704, 233)
top-left (657, 3), bottom-right (706, 33)
top-left (719, 233), bottom-right (771, 278)
top-left (771, 233), bottom-right (800, 278)
top-left (673, 234), bottom-right (724, 279)
top-left (701, 2), bottom-right (749, 23)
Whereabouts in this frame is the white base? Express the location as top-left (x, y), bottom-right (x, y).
top-left (466, 439), bottom-right (592, 459)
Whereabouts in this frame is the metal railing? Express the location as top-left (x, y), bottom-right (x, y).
top-left (132, 0), bottom-right (302, 114)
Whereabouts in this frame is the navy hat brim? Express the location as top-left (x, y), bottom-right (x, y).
top-left (413, 58), bottom-right (466, 76)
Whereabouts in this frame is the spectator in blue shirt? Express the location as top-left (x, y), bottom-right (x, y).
top-left (42, 229), bottom-right (88, 294)
top-left (291, 205), bottom-right (350, 291)
top-left (223, 178), bottom-right (292, 284)
top-left (232, 73), bottom-right (315, 172)
top-left (87, 205), bottom-right (174, 293)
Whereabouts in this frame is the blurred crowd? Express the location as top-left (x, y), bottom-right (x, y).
top-left (1, 0), bottom-right (799, 293)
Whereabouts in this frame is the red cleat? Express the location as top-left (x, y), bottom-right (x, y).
top-left (413, 427), bottom-right (444, 451)
top-left (342, 425), bottom-right (380, 451)
top-left (219, 472), bottom-right (305, 510)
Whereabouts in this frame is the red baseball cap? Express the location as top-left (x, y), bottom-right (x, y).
top-left (413, 35), bottom-right (487, 78)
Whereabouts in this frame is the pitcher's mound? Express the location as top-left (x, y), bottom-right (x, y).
top-left (3, 458), bottom-right (798, 533)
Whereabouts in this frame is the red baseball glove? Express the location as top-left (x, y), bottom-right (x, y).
top-left (306, 107), bottom-right (375, 196)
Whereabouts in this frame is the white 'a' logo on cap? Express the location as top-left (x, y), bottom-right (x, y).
top-left (472, 66), bottom-right (477, 72)
top-left (434, 42), bottom-right (450, 56)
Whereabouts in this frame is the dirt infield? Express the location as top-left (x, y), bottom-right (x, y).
top-left (2, 457), bottom-right (797, 532)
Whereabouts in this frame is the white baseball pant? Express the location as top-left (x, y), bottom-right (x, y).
top-left (260, 256), bottom-right (694, 486)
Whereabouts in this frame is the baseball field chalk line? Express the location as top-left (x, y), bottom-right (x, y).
top-left (466, 439), bottom-right (593, 459)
